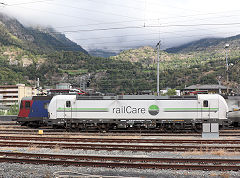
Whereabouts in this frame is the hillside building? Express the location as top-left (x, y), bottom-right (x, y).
top-left (182, 84), bottom-right (232, 95)
top-left (56, 83), bottom-right (72, 89)
top-left (0, 84), bottom-right (36, 110)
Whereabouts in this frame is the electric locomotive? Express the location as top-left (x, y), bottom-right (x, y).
top-left (17, 96), bottom-right (52, 128)
top-left (225, 96), bottom-right (240, 127)
top-left (48, 94), bottom-right (229, 132)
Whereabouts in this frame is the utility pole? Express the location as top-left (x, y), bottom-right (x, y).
top-left (225, 44), bottom-right (229, 94)
top-left (156, 41), bottom-right (161, 96)
top-left (217, 76), bottom-right (222, 94)
top-left (36, 78), bottom-right (40, 95)
top-left (79, 76), bottom-right (85, 91)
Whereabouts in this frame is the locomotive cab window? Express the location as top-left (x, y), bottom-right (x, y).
top-left (203, 100), bottom-right (208, 107)
top-left (20, 101), bottom-right (23, 109)
top-left (66, 101), bottom-right (71, 108)
top-left (25, 101), bottom-right (30, 109)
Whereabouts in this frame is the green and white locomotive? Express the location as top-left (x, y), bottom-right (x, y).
top-left (48, 94), bottom-right (229, 132)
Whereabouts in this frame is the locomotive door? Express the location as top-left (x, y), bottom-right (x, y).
top-left (208, 98), bottom-right (219, 119)
top-left (19, 100), bottom-right (32, 118)
top-left (64, 100), bottom-right (72, 119)
top-left (198, 99), bottom-right (211, 119)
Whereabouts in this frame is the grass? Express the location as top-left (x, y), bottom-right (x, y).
top-left (27, 144), bottom-right (40, 151)
top-left (182, 149), bottom-right (240, 156)
top-left (210, 149), bottom-right (229, 156)
top-left (219, 173), bottom-right (231, 178)
top-left (209, 172), bottom-right (231, 178)
top-left (53, 144), bottom-right (61, 152)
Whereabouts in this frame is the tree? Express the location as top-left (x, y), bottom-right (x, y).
top-left (166, 89), bottom-right (177, 96)
top-left (7, 103), bottom-right (19, 115)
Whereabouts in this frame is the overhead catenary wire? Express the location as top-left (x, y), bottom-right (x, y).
top-left (1, 0), bottom-right (240, 52)
top-left (2, 0), bottom-right (53, 6)
top-left (75, 22), bottom-right (236, 41)
top-left (2, 0), bottom-right (240, 46)
top-left (4, 0), bottom-right (240, 29)
top-left (53, 9), bottom-right (240, 29)
top-left (80, 32), bottom-right (240, 49)
top-left (2, 3), bottom-right (103, 24)
top-left (46, 1), bottom-right (142, 20)
top-left (3, 0), bottom-right (240, 30)
top-left (62, 22), bottom-right (240, 33)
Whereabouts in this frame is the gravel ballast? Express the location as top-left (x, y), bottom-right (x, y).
top-left (0, 147), bottom-right (240, 177)
top-left (0, 162), bottom-right (240, 178)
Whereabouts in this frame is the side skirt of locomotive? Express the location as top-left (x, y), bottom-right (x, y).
top-left (16, 117), bottom-right (48, 128)
top-left (48, 118), bottom-right (230, 132)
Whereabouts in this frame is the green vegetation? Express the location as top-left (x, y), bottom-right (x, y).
top-left (162, 89), bottom-right (177, 96)
top-left (1, 42), bottom-right (240, 94)
top-left (0, 103), bottom-right (19, 115)
top-left (7, 103), bottom-right (19, 115)
top-left (1, 13), bottom-right (240, 94)
top-left (0, 110), bottom-right (5, 115)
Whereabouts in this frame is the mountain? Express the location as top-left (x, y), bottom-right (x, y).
top-left (1, 11), bottom-right (240, 94)
top-left (110, 36), bottom-right (240, 93)
top-left (0, 13), bottom-right (156, 94)
top-left (166, 35), bottom-right (240, 53)
top-left (88, 49), bottom-right (118, 58)
top-left (0, 13), bottom-right (87, 54)
top-left (110, 46), bottom-right (194, 66)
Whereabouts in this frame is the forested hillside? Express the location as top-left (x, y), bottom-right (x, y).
top-left (1, 12), bottom-right (240, 94)
top-left (110, 40), bottom-right (240, 93)
top-left (0, 13), bottom-right (87, 54)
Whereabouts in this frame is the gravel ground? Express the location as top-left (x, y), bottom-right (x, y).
top-left (0, 162), bottom-right (240, 178)
top-left (1, 135), bottom-right (240, 177)
top-left (3, 145), bottom-right (240, 160)
top-left (0, 147), bottom-right (240, 177)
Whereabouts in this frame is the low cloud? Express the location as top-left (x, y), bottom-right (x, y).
top-left (1, 0), bottom-right (240, 52)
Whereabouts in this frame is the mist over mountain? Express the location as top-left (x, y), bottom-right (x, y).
top-left (0, 13), bottom-right (87, 54)
top-left (0, 12), bottom-right (240, 93)
top-left (165, 35), bottom-right (240, 53)
top-left (88, 49), bottom-right (118, 58)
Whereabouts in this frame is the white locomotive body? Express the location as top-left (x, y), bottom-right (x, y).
top-left (225, 96), bottom-right (240, 127)
top-left (48, 94), bottom-right (229, 131)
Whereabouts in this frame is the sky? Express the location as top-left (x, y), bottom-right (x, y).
top-left (1, 0), bottom-right (240, 52)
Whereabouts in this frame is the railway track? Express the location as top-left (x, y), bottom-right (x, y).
top-left (0, 140), bottom-right (240, 152)
top-left (1, 129), bottom-right (240, 137)
top-left (0, 131), bottom-right (200, 136)
top-left (2, 122), bottom-right (240, 136)
top-left (0, 129), bottom-right (65, 132)
top-left (0, 135), bottom-right (240, 144)
top-left (0, 151), bottom-right (239, 171)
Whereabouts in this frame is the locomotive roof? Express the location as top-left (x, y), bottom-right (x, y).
top-left (75, 95), bottom-right (198, 100)
top-left (32, 96), bottom-right (53, 100)
top-left (21, 96), bottom-right (33, 100)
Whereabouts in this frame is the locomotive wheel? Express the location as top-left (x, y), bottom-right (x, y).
top-left (97, 124), bottom-right (109, 132)
top-left (70, 127), bottom-right (79, 132)
top-left (27, 122), bottom-right (40, 129)
top-left (194, 123), bottom-right (202, 133)
top-left (163, 124), bottom-right (174, 133)
top-left (69, 123), bottom-right (79, 132)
